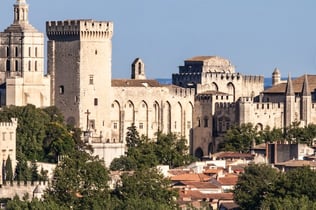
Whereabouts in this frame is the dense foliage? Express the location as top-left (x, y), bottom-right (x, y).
top-left (110, 124), bottom-right (196, 171)
top-left (6, 148), bottom-right (178, 209)
top-left (112, 168), bottom-right (178, 210)
top-left (0, 105), bottom-right (76, 163)
top-left (234, 164), bottom-right (316, 209)
top-left (219, 122), bottom-right (316, 152)
top-left (4, 114), bottom-right (179, 209)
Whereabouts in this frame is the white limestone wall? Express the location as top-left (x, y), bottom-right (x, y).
top-left (111, 85), bottom-right (194, 145)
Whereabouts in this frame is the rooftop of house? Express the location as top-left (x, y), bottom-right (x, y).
top-left (274, 159), bottom-right (316, 167)
top-left (176, 181), bottom-right (221, 189)
top-left (212, 152), bottom-right (255, 160)
top-left (216, 175), bottom-right (239, 186)
top-left (170, 173), bottom-right (211, 182)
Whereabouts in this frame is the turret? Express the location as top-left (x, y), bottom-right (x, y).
top-left (14, 0), bottom-right (29, 24)
top-left (272, 68), bottom-right (281, 86)
top-left (131, 58), bottom-right (146, 79)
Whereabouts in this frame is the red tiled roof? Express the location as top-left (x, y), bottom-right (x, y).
top-left (171, 173), bottom-right (211, 182)
top-left (204, 168), bottom-right (222, 174)
top-left (179, 181), bottom-right (220, 189)
top-left (217, 176), bottom-right (238, 185)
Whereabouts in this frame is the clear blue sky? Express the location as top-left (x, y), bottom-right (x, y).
top-left (1, 0), bottom-right (316, 79)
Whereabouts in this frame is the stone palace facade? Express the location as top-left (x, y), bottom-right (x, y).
top-left (1, 0), bottom-right (316, 166)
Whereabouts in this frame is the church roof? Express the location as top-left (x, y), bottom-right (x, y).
top-left (185, 56), bottom-right (217, 61)
top-left (4, 23), bottom-right (40, 33)
top-left (263, 75), bottom-right (316, 94)
top-left (111, 79), bottom-right (162, 87)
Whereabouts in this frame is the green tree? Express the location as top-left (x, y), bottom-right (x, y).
top-left (234, 164), bottom-right (280, 209)
top-left (30, 160), bottom-right (39, 184)
top-left (261, 195), bottom-right (316, 210)
top-left (155, 132), bottom-right (195, 168)
top-left (300, 124), bottom-right (316, 146)
top-left (0, 105), bottom-right (78, 163)
top-left (113, 168), bottom-right (178, 210)
top-left (45, 150), bottom-right (112, 209)
top-left (43, 121), bottom-right (75, 162)
top-left (219, 123), bottom-right (261, 152)
top-left (5, 155), bottom-right (13, 185)
top-left (259, 126), bottom-right (283, 143)
top-left (126, 123), bottom-right (141, 149)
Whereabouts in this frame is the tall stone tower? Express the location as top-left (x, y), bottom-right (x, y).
top-left (46, 20), bottom-right (113, 140)
top-left (0, 0), bottom-right (50, 107)
top-left (272, 68), bottom-right (281, 86)
top-left (285, 74), bottom-right (295, 127)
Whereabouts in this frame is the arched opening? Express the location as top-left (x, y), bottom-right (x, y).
top-left (227, 82), bottom-right (235, 101)
top-left (138, 100), bottom-right (148, 137)
top-left (195, 147), bottom-right (204, 159)
top-left (6, 60), bottom-right (10, 72)
top-left (153, 101), bottom-right (160, 133)
top-left (15, 60), bottom-right (18, 71)
top-left (164, 101), bottom-right (171, 133)
top-left (211, 82), bottom-right (219, 91)
top-left (111, 101), bottom-right (121, 143)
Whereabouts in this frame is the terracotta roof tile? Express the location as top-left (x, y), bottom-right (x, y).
top-left (179, 181), bottom-right (220, 189)
top-left (217, 176), bottom-right (238, 185)
top-left (171, 173), bottom-right (211, 182)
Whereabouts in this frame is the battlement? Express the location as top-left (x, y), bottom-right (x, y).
top-left (239, 97), bottom-right (254, 103)
top-left (46, 19), bottom-right (113, 40)
top-left (0, 118), bottom-right (17, 128)
top-left (171, 87), bottom-right (195, 97)
top-left (242, 75), bottom-right (264, 83)
top-left (215, 102), bottom-right (236, 109)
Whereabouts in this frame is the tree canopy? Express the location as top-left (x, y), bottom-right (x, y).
top-left (0, 105), bottom-right (77, 163)
top-left (219, 122), bottom-right (316, 152)
top-left (110, 124), bottom-right (196, 171)
top-left (234, 164), bottom-right (316, 209)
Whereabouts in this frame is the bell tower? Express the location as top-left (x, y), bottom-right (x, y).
top-left (46, 19), bottom-right (114, 141)
top-left (0, 0), bottom-right (50, 107)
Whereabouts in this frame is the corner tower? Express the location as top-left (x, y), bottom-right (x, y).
top-left (46, 20), bottom-right (113, 140)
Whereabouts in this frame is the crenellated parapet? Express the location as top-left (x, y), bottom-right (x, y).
top-left (215, 102), bottom-right (236, 109)
top-left (0, 118), bottom-right (17, 128)
top-left (46, 19), bottom-right (113, 41)
top-left (242, 75), bottom-right (264, 83)
top-left (170, 86), bottom-right (195, 98)
top-left (238, 96), bottom-right (254, 103)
